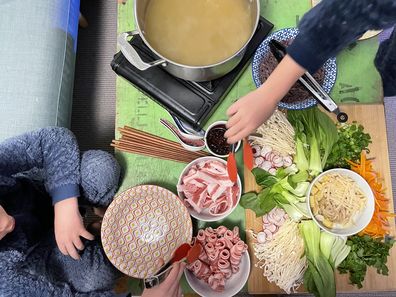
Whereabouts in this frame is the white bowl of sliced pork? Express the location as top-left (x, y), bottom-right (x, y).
top-left (177, 157), bottom-right (242, 222)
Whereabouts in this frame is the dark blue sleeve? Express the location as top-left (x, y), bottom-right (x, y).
top-left (287, 0), bottom-right (396, 73)
top-left (0, 250), bottom-right (116, 297)
top-left (0, 127), bottom-right (80, 204)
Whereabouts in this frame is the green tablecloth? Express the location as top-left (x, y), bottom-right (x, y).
top-left (115, 0), bottom-right (382, 293)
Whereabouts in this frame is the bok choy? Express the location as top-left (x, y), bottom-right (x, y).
top-left (299, 221), bottom-right (351, 297)
top-left (288, 107), bottom-right (338, 177)
top-left (240, 167), bottom-right (310, 221)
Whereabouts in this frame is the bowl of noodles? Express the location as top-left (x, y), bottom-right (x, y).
top-left (307, 168), bottom-right (375, 236)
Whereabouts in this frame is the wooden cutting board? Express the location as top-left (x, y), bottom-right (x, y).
top-left (246, 104), bottom-right (396, 294)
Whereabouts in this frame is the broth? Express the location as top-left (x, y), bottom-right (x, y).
top-left (144, 0), bottom-right (254, 66)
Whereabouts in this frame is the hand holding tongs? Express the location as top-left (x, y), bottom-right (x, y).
top-left (268, 39), bottom-right (348, 123)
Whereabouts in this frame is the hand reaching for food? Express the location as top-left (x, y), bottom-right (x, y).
top-left (142, 261), bottom-right (186, 297)
top-left (54, 197), bottom-right (94, 260)
top-left (225, 88), bottom-right (278, 144)
top-left (225, 55), bottom-right (305, 144)
top-left (0, 205), bottom-right (15, 240)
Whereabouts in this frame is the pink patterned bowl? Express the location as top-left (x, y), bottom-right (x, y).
top-left (101, 185), bottom-right (193, 279)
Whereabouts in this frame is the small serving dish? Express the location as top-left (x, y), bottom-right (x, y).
top-left (204, 121), bottom-right (241, 158)
top-left (185, 251), bottom-right (250, 297)
top-left (307, 168), bottom-right (375, 237)
top-left (177, 156), bottom-right (242, 222)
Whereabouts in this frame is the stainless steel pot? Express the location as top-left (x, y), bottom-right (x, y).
top-left (118, 0), bottom-right (260, 82)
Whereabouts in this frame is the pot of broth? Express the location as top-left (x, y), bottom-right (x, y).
top-left (118, 0), bottom-right (260, 81)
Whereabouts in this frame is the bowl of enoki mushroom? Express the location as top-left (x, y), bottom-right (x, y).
top-left (307, 168), bottom-right (375, 237)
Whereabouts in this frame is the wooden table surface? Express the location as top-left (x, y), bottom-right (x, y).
top-left (245, 104), bottom-right (396, 294)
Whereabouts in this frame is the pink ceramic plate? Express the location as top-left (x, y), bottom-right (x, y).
top-left (101, 185), bottom-right (193, 279)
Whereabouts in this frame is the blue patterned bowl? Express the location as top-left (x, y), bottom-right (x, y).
top-left (252, 27), bottom-right (337, 110)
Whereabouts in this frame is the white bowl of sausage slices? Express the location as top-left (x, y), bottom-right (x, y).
top-left (184, 226), bottom-right (250, 297)
top-left (177, 157), bottom-right (242, 222)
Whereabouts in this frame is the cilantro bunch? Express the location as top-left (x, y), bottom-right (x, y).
top-left (325, 122), bottom-right (371, 169)
top-left (338, 235), bottom-right (395, 288)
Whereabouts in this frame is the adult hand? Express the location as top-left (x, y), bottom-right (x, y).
top-left (142, 261), bottom-right (186, 297)
top-left (54, 197), bottom-right (94, 260)
top-left (225, 87), bottom-right (278, 144)
top-left (0, 205), bottom-right (15, 240)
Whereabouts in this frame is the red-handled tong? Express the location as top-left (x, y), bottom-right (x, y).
top-left (243, 138), bottom-right (254, 171)
top-left (227, 138), bottom-right (254, 183)
top-left (227, 143), bottom-right (238, 182)
top-left (170, 242), bottom-right (202, 264)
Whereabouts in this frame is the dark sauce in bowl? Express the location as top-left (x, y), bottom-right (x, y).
top-left (206, 124), bottom-right (230, 156)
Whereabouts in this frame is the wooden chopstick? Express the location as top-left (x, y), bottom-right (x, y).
top-left (111, 144), bottom-right (202, 163)
top-left (118, 132), bottom-right (184, 152)
top-left (119, 127), bottom-right (191, 151)
top-left (118, 126), bottom-right (207, 153)
top-left (112, 148), bottom-right (196, 163)
top-left (112, 141), bottom-right (208, 160)
top-left (111, 125), bottom-right (209, 163)
top-left (112, 139), bottom-right (207, 159)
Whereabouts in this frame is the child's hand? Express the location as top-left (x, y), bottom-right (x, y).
top-left (54, 198), bottom-right (94, 260)
top-left (225, 88), bottom-right (278, 144)
top-left (142, 261), bottom-right (186, 297)
top-left (225, 55), bottom-right (305, 144)
top-left (0, 205), bottom-right (15, 240)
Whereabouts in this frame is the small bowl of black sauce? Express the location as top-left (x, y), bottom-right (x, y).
top-left (204, 121), bottom-right (241, 158)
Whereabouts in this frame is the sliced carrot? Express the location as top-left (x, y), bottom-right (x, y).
top-left (348, 151), bottom-right (395, 238)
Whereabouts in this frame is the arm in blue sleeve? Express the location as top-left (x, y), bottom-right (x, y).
top-left (287, 0), bottom-right (396, 73)
top-left (0, 250), bottom-right (116, 297)
top-left (0, 127), bottom-right (80, 204)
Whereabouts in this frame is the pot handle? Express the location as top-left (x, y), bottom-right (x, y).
top-left (117, 30), bottom-right (166, 70)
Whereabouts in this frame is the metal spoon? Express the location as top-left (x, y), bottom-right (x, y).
top-left (160, 119), bottom-right (205, 152)
top-left (168, 112), bottom-right (206, 137)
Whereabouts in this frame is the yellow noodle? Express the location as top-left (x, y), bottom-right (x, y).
top-left (311, 173), bottom-right (367, 227)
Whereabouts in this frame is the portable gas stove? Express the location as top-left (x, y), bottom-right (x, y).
top-left (111, 17), bottom-right (273, 130)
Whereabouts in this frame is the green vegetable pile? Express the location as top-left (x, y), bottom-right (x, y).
top-left (300, 221), bottom-right (350, 297)
top-left (287, 108), bottom-right (339, 177)
top-left (241, 107), bottom-right (340, 220)
top-left (240, 166), bottom-right (310, 221)
top-left (338, 235), bottom-right (395, 288)
top-left (240, 107), bottom-right (392, 297)
top-left (326, 122), bottom-right (371, 169)
top-left (241, 108), bottom-right (372, 221)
